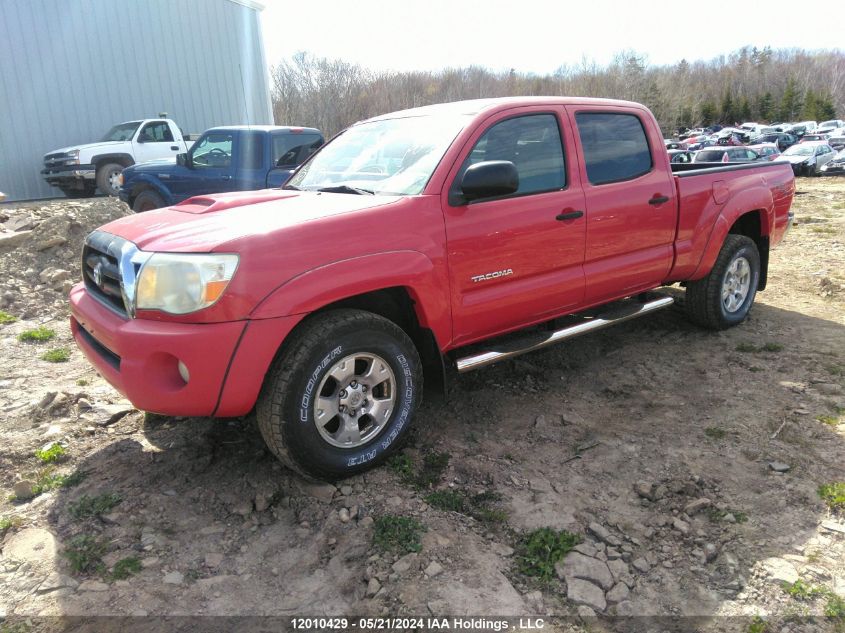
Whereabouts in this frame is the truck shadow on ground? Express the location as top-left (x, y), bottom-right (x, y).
top-left (39, 298), bottom-right (845, 627)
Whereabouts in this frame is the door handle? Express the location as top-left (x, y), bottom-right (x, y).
top-left (648, 195), bottom-right (670, 206)
top-left (170, 145), bottom-right (179, 151)
top-left (221, 175), bottom-right (232, 181)
top-left (556, 210), bottom-right (584, 221)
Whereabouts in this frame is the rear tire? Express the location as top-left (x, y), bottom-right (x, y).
top-left (96, 163), bottom-right (123, 196)
top-left (685, 234), bottom-right (760, 330)
top-left (132, 190), bottom-right (165, 212)
top-left (256, 309), bottom-right (423, 480)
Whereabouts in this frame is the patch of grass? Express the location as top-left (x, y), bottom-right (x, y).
top-left (0, 515), bottom-right (23, 533)
top-left (416, 452), bottom-right (450, 489)
top-left (826, 364), bottom-right (845, 377)
top-left (75, 378), bottom-right (89, 386)
top-left (818, 482), bottom-right (845, 513)
top-left (387, 453), bottom-right (413, 480)
top-left (748, 366), bottom-right (764, 372)
top-left (425, 489), bottom-right (466, 513)
top-left (388, 450), bottom-right (450, 490)
top-left (40, 347), bottom-right (70, 363)
top-left (63, 534), bottom-right (106, 575)
top-left (810, 226), bottom-right (837, 235)
top-left (0, 310), bottom-right (17, 325)
top-left (67, 492), bottom-right (122, 519)
top-left (735, 342), bottom-right (759, 353)
top-left (110, 556), bottom-right (142, 580)
top-left (35, 443), bottom-right (67, 464)
top-left (516, 527), bottom-right (581, 582)
top-left (746, 616), bottom-right (769, 633)
top-left (425, 488), bottom-right (508, 525)
top-left (818, 415), bottom-right (840, 426)
top-left (31, 468), bottom-right (86, 495)
top-left (735, 342), bottom-right (783, 354)
top-left (826, 594), bottom-right (845, 619)
top-left (17, 326), bottom-right (56, 343)
top-left (372, 515), bottom-right (426, 554)
top-left (783, 579), bottom-right (826, 600)
top-left (704, 426), bottom-right (726, 439)
top-left (707, 507), bottom-right (749, 523)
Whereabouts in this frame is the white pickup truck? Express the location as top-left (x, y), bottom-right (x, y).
top-left (41, 118), bottom-right (196, 198)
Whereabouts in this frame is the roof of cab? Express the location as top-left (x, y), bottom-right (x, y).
top-left (361, 96), bottom-right (647, 123)
top-left (204, 125), bottom-right (321, 134)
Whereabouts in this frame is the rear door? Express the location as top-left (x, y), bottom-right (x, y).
top-left (442, 107), bottom-right (587, 345)
top-left (567, 106), bottom-right (677, 304)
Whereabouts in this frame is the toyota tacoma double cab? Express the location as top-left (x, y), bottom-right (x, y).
top-left (42, 118), bottom-right (196, 198)
top-left (70, 97), bottom-right (795, 479)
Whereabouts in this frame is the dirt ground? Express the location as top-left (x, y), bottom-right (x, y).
top-left (1, 179), bottom-right (844, 632)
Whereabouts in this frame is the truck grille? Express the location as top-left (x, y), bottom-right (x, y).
top-left (82, 233), bottom-right (128, 316)
top-left (43, 152), bottom-right (77, 169)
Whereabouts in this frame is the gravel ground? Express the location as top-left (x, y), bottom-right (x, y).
top-left (0, 180), bottom-right (844, 632)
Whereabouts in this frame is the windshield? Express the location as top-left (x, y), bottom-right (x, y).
top-left (784, 145), bottom-right (814, 156)
top-left (820, 121), bottom-right (837, 127)
top-left (100, 122), bottom-right (141, 142)
top-left (287, 114), bottom-right (470, 195)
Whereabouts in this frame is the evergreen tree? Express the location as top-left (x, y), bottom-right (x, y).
top-left (802, 89), bottom-right (818, 120)
top-left (756, 92), bottom-right (775, 121)
top-left (779, 78), bottom-right (802, 121)
top-left (816, 92), bottom-right (837, 120)
top-left (738, 96), bottom-right (752, 122)
top-left (700, 101), bottom-right (717, 125)
top-left (720, 89), bottom-right (736, 124)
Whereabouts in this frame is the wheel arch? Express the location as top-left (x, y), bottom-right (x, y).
top-left (91, 153), bottom-right (135, 169)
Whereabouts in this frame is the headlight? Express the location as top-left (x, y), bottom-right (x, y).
top-left (135, 253), bottom-right (239, 314)
top-left (67, 149), bottom-right (80, 165)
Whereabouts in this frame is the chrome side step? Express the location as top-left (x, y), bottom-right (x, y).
top-left (455, 295), bottom-right (674, 373)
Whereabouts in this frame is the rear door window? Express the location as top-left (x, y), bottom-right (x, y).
top-left (575, 112), bottom-right (652, 184)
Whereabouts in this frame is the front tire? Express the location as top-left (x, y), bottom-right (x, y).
top-left (256, 309), bottom-right (423, 480)
top-left (685, 234), bottom-right (760, 330)
top-left (132, 190), bottom-right (165, 212)
top-left (96, 163), bottom-right (123, 196)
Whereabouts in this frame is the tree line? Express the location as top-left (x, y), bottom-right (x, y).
top-left (271, 47), bottom-right (844, 137)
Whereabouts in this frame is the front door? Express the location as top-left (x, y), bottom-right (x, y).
top-left (168, 131), bottom-right (237, 201)
top-left (133, 120), bottom-right (180, 164)
top-left (442, 107), bottom-right (587, 346)
top-left (566, 106), bottom-right (677, 304)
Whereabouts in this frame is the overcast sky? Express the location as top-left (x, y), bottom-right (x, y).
top-left (260, 0), bottom-right (842, 75)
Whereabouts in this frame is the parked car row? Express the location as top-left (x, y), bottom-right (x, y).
top-left (667, 118), bottom-right (845, 176)
top-left (42, 117), bottom-right (324, 209)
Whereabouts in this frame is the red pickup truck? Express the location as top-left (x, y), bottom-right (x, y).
top-left (70, 97), bottom-right (795, 479)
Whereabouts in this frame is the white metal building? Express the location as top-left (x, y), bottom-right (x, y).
top-left (0, 0), bottom-right (273, 201)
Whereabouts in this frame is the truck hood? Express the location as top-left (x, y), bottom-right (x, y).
top-left (783, 154), bottom-right (814, 164)
top-left (46, 141), bottom-right (128, 157)
top-left (96, 189), bottom-right (405, 252)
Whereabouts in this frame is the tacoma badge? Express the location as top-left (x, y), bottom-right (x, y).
top-left (471, 269), bottom-right (513, 283)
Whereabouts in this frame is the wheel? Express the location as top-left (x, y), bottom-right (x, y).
top-left (132, 190), bottom-right (165, 212)
top-left (685, 234), bottom-right (760, 330)
top-left (256, 309), bottom-right (423, 480)
top-left (96, 163), bottom-right (124, 196)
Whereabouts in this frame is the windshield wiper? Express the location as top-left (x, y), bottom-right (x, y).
top-left (315, 185), bottom-right (375, 195)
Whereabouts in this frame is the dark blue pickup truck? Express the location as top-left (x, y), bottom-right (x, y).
top-left (118, 125), bottom-right (323, 211)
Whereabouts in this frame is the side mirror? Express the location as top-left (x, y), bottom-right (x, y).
top-left (266, 166), bottom-right (293, 188)
top-left (460, 160), bottom-right (519, 202)
top-left (177, 153), bottom-right (192, 168)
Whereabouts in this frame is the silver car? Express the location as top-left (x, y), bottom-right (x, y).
top-left (782, 142), bottom-right (837, 176)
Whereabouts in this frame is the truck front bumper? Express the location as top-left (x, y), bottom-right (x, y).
top-left (69, 283), bottom-right (303, 418)
top-left (42, 165), bottom-right (96, 187)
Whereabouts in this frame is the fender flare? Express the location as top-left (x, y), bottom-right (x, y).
top-left (690, 185), bottom-right (773, 281)
top-left (127, 174), bottom-right (176, 206)
top-left (249, 250), bottom-right (452, 348)
top-left (90, 153), bottom-right (135, 169)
